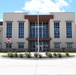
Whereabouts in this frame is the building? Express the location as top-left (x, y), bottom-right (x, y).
top-left (0, 12), bottom-right (76, 52)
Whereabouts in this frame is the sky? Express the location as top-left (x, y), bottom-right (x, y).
top-left (0, 0), bottom-right (76, 21)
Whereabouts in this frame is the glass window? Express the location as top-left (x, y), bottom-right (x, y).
top-left (30, 22), bottom-right (48, 38)
top-left (54, 43), bottom-right (60, 48)
top-left (66, 22), bottom-right (72, 38)
top-left (6, 43), bottom-right (12, 48)
top-left (6, 22), bottom-right (12, 38)
top-left (54, 22), bottom-right (60, 38)
top-left (66, 43), bottom-right (72, 48)
top-left (43, 23), bottom-right (48, 38)
top-left (18, 22), bottom-right (24, 38)
top-left (30, 23), bottom-right (35, 38)
top-left (18, 43), bottom-right (24, 48)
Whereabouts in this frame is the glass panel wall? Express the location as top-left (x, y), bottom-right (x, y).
top-left (54, 22), bottom-right (60, 38)
top-left (30, 22), bottom-right (48, 38)
top-left (66, 22), bottom-right (72, 38)
top-left (6, 22), bottom-right (12, 38)
top-left (29, 41), bottom-right (49, 52)
top-left (18, 22), bottom-right (24, 38)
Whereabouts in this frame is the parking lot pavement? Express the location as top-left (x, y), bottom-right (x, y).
top-left (0, 53), bottom-right (76, 75)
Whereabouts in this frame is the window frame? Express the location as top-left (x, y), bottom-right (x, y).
top-left (18, 43), bottom-right (24, 48)
top-left (54, 22), bottom-right (60, 38)
top-left (66, 42), bottom-right (73, 48)
top-left (18, 22), bottom-right (24, 38)
top-left (6, 22), bottom-right (12, 38)
top-left (66, 21), bottom-right (72, 38)
top-left (54, 42), bottom-right (60, 48)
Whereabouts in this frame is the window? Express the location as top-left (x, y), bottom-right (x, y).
top-left (18, 22), bottom-right (24, 38)
top-left (30, 22), bottom-right (48, 38)
top-left (30, 41), bottom-right (49, 51)
top-left (18, 43), bottom-right (24, 48)
top-left (30, 23), bottom-right (35, 38)
top-left (54, 22), bottom-right (60, 38)
top-left (54, 43), bottom-right (60, 48)
top-left (6, 22), bottom-right (12, 38)
top-left (6, 43), bottom-right (12, 48)
top-left (66, 22), bottom-right (72, 38)
top-left (66, 43), bottom-right (72, 48)
top-left (43, 23), bottom-right (48, 38)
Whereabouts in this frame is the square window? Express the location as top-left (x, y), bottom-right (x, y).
top-left (66, 43), bottom-right (72, 48)
top-left (54, 43), bottom-right (60, 48)
top-left (18, 43), bottom-right (24, 48)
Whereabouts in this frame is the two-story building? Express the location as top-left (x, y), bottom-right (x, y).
top-left (0, 12), bottom-right (76, 52)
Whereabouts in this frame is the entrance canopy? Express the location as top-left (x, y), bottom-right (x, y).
top-left (27, 38), bottom-right (51, 41)
top-left (24, 15), bottom-right (54, 22)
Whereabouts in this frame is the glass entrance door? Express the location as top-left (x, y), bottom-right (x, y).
top-left (30, 41), bottom-right (49, 52)
top-left (36, 45), bottom-right (43, 52)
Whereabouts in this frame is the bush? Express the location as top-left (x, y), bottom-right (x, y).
top-left (66, 52), bottom-right (69, 57)
top-left (14, 53), bottom-right (18, 57)
top-left (25, 52), bottom-right (28, 55)
top-left (34, 53), bottom-right (39, 57)
top-left (45, 52), bottom-right (49, 56)
top-left (58, 53), bottom-right (62, 58)
top-left (19, 54), bottom-right (23, 58)
top-left (39, 54), bottom-right (42, 58)
top-left (53, 53), bottom-right (58, 57)
top-left (26, 53), bottom-right (31, 58)
top-left (8, 52), bottom-right (13, 57)
top-left (47, 53), bottom-right (52, 58)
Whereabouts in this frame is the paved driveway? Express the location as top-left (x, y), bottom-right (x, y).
top-left (0, 53), bottom-right (76, 75)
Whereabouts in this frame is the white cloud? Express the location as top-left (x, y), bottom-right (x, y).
top-left (0, 19), bottom-right (3, 21)
top-left (23, 0), bottom-right (69, 14)
top-left (15, 11), bottom-right (23, 13)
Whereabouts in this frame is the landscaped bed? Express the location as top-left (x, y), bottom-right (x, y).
top-left (1, 52), bottom-right (75, 59)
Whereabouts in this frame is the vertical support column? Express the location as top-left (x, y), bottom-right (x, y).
top-left (0, 30), bottom-right (2, 51)
top-left (49, 20), bottom-right (52, 49)
top-left (37, 14), bottom-right (39, 53)
top-left (42, 22), bottom-right (43, 51)
top-left (25, 20), bottom-right (29, 50)
top-left (35, 22), bottom-right (36, 38)
top-left (35, 22), bottom-right (36, 52)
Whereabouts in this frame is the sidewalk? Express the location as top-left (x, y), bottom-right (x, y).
top-left (0, 53), bottom-right (76, 75)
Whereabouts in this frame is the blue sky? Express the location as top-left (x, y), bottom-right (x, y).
top-left (0, 0), bottom-right (76, 20)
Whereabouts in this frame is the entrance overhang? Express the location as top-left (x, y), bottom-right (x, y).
top-left (26, 38), bottom-right (52, 41)
top-left (24, 15), bottom-right (54, 22)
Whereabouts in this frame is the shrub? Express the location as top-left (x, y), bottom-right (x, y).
top-left (66, 52), bottom-right (69, 57)
top-left (26, 53), bottom-right (31, 58)
top-left (47, 53), bottom-right (52, 58)
top-left (19, 54), bottom-right (23, 58)
top-left (25, 52), bottom-right (27, 55)
top-left (39, 54), bottom-right (42, 58)
top-left (58, 53), bottom-right (62, 58)
top-left (53, 53), bottom-right (58, 57)
top-left (34, 53), bottom-right (39, 57)
top-left (14, 53), bottom-right (18, 57)
top-left (8, 52), bottom-right (13, 57)
top-left (45, 52), bottom-right (49, 56)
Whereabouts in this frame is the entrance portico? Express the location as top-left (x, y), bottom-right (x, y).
top-left (25, 15), bottom-right (53, 52)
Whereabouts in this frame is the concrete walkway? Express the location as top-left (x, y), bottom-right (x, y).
top-left (0, 53), bottom-right (76, 75)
